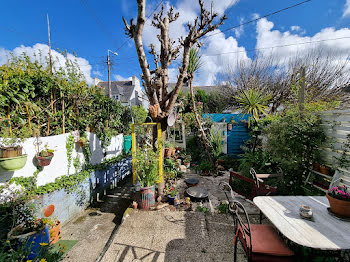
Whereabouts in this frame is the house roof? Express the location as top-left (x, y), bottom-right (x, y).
top-left (97, 81), bottom-right (135, 102)
top-left (167, 82), bottom-right (228, 94)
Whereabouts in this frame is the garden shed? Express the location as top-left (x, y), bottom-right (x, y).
top-left (203, 114), bottom-right (250, 157)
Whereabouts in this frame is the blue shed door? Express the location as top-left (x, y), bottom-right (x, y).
top-left (227, 123), bottom-right (250, 156)
top-left (203, 114), bottom-right (250, 157)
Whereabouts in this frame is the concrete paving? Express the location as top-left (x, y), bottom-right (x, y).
top-left (101, 210), bottom-right (247, 262)
top-left (61, 171), bottom-right (261, 262)
top-left (61, 176), bottom-right (134, 262)
top-left (99, 171), bottom-right (261, 262)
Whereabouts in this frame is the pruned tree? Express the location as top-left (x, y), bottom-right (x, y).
top-left (123, 0), bottom-right (226, 137)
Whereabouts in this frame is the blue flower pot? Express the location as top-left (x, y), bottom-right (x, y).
top-left (168, 195), bottom-right (176, 205)
top-left (27, 225), bottom-right (50, 260)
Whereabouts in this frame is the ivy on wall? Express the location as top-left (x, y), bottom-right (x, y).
top-left (9, 154), bottom-right (130, 197)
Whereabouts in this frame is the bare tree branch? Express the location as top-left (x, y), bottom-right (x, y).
top-left (123, 0), bottom-right (226, 125)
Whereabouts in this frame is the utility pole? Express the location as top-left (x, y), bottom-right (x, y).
top-left (107, 53), bottom-right (111, 98)
top-left (107, 50), bottom-right (118, 98)
top-left (47, 14), bottom-right (53, 74)
top-left (47, 13), bottom-right (53, 136)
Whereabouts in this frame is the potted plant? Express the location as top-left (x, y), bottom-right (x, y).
top-left (43, 204), bottom-right (61, 245)
top-left (0, 138), bottom-right (27, 171)
top-left (183, 155), bottom-right (191, 168)
top-left (135, 147), bottom-right (159, 209)
top-left (327, 185), bottom-right (350, 218)
top-left (313, 163), bottom-right (321, 172)
top-left (166, 184), bottom-right (177, 205)
top-left (35, 144), bottom-right (54, 167)
top-left (0, 138), bottom-right (23, 158)
top-left (320, 164), bottom-right (330, 175)
top-left (7, 206), bottom-right (50, 260)
top-left (198, 160), bottom-right (214, 175)
top-left (77, 136), bottom-right (88, 148)
top-left (47, 218), bottom-right (61, 244)
top-left (164, 142), bottom-right (173, 158)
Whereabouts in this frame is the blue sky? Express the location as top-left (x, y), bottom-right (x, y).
top-left (0, 0), bottom-right (350, 85)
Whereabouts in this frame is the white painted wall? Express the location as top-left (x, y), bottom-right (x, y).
top-left (0, 133), bottom-right (123, 186)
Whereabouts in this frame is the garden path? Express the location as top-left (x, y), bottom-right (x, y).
top-left (60, 171), bottom-right (261, 262)
top-left (61, 176), bottom-right (134, 262)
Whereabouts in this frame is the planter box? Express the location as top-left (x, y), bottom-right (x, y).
top-left (32, 177), bottom-right (91, 225)
top-left (16, 157), bottom-right (132, 226)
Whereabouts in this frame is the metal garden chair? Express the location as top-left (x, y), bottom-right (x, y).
top-left (249, 168), bottom-right (282, 196)
top-left (230, 200), bottom-right (295, 262)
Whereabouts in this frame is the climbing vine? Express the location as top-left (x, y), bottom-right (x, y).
top-left (66, 134), bottom-right (75, 174)
top-left (73, 156), bottom-right (81, 173)
top-left (9, 154), bottom-right (131, 197)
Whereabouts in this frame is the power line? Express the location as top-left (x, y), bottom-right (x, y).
top-left (113, 0), bottom-right (312, 61)
top-left (204, 0), bottom-right (312, 39)
top-left (114, 0), bottom-right (164, 52)
top-left (202, 36), bottom-right (350, 57)
top-left (79, 0), bottom-right (120, 48)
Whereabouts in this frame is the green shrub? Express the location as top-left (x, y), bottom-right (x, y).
top-left (263, 109), bottom-right (327, 194)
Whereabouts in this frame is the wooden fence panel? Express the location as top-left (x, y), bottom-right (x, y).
top-left (321, 110), bottom-right (350, 184)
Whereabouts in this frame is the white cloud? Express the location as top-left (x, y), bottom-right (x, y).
top-left (290, 25), bottom-right (306, 35)
top-left (344, 0), bottom-right (350, 17)
top-left (0, 43), bottom-right (94, 84)
top-left (196, 30), bottom-right (250, 86)
top-left (232, 17), bottom-right (245, 38)
top-left (142, 0), bottom-right (242, 86)
top-left (92, 70), bottom-right (103, 77)
top-left (290, 25), bottom-right (301, 32)
top-left (204, 0), bottom-right (240, 16)
top-left (256, 18), bottom-right (350, 62)
top-left (114, 74), bottom-right (132, 81)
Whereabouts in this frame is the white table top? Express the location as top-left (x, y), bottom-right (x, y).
top-left (253, 196), bottom-right (350, 250)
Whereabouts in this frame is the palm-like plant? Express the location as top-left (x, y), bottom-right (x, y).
top-left (187, 48), bottom-right (214, 165)
top-left (235, 88), bottom-right (271, 127)
top-left (188, 48), bottom-right (203, 80)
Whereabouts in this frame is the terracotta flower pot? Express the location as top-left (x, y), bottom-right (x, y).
top-left (164, 148), bottom-right (172, 158)
top-left (313, 163), bottom-right (320, 172)
top-left (49, 221), bottom-right (61, 244)
top-left (326, 193), bottom-right (350, 218)
top-left (320, 165), bottom-right (330, 175)
top-left (36, 152), bottom-right (54, 167)
top-left (78, 139), bottom-right (86, 148)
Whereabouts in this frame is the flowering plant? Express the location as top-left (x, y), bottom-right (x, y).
top-left (0, 183), bottom-right (24, 205)
top-left (328, 185), bottom-right (350, 202)
top-left (167, 185), bottom-right (177, 198)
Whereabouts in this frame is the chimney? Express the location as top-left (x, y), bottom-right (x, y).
top-left (132, 75), bottom-right (139, 86)
top-left (94, 76), bottom-right (102, 86)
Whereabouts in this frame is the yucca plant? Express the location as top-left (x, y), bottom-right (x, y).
top-left (235, 88), bottom-right (271, 127)
top-left (187, 48), bottom-right (214, 166)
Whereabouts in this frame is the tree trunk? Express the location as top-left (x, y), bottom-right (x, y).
top-left (189, 78), bottom-right (214, 166)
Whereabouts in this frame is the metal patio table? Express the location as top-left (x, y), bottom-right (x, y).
top-left (253, 196), bottom-right (350, 261)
